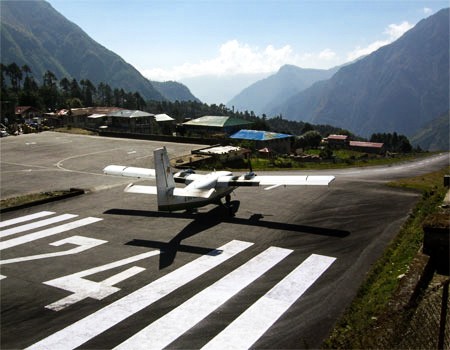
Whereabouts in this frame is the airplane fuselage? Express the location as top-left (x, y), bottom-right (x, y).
top-left (162, 170), bottom-right (235, 211)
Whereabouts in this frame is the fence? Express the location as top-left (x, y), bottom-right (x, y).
top-left (373, 278), bottom-right (450, 349)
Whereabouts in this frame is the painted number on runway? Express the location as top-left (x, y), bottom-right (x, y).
top-left (1, 212), bottom-right (337, 349)
top-left (0, 211), bottom-right (103, 280)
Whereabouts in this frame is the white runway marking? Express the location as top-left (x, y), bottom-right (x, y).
top-left (0, 214), bottom-right (78, 238)
top-left (26, 240), bottom-right (253, 350)
top-left (0, 236), bottom-right (106, 265)
top-left (202, 254), bottom-right (336, 350)
top-left (44, 250), bottom-right (161, 311)
top-left (0, 211), bottom-right (55, 228)
top-left (115, 246), bottom-right (293, 350)
top-left (0, 217), bottom-right (103, 250)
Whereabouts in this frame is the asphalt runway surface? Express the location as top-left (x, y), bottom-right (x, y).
top-left (1, 132), bottom-right (448, 349)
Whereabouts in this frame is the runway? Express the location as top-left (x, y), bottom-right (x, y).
top-left (1, 132), bottom-right (448, 349)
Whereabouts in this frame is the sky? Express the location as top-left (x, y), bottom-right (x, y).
top-left (48, 0), bottom-right (448, 102)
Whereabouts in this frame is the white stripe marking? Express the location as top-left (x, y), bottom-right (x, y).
top-left (0, 214), bottom-right (78, 238)
top-left (202, 254), bottom-right (336, 350)
top-left (26, 240), bottom-right (253, 350)
top-left (115, 246), bottom-right (292, 350)
top-left (0, 211), bottom-right (55, 228)
top-left (0, 217), bottom-right (103, 250)
top-left (0, 236), bottom-right (106, 265)
top-left (44, 250), bottom-right (161, 311)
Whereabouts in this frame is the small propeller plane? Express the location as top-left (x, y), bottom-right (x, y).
top-left (103, 147), bottom-right (335, 214)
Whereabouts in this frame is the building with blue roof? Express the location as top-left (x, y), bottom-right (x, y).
top-left (230, 129), bottom-right (294, 154)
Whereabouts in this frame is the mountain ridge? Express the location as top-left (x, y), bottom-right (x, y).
top-left (0, 0), bottom-right (199, 102)
top-left (272, 8), bottom-right (449, 138)
top-left (227, 64), bottom-right (338, 115)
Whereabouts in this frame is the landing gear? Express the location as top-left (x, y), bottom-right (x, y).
top-left (224, 194), bottom-right (235, 217)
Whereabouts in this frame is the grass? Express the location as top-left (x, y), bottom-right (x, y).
top-left (202, 151), bottom-right (434, 171)
top-left (0, 191), bottom-right (71, 210)
top-left (323, 166), bottom-right (449, 349)
top-left (53, 127), bottom-right (98, 135)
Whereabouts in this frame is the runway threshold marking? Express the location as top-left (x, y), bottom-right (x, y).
top-left (0, 217), bottom-right (103, 250)
top-left (115, 246), bottom-right (293, 350)
top-left (0, 211), bottom-right (55, 228)
top-left (0, 214), bottom-right (78, 238)
top-left (26, 240), bottom-right (253, 350)
top-left (0, 236), bottom-right (107, 265)
top-left (202, 254), bottom-right (336, 350)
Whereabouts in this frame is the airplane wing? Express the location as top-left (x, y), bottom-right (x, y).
top-left (217, 174), bottom-right (335, 190)
top-left (103, 165), bottom-right (155, 179)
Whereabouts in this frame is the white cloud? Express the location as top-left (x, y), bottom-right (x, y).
top-left (347, 21), bottom-right (413, 61)
top-left (384, 21), bottom-right (414, 40)
top-left (318, 48), bottom-right (337, 60)
top-left (423, 7), bottom-right (433, 15)
top-left (142, 40), bottom-right (339, 81)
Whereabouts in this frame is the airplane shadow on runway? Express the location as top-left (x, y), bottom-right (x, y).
top-left (104, 201), bottom-right (349, 269)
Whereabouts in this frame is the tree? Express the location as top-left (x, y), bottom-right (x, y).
top-left (370, 132), bottom-right (413, 153)
top-left (41, 70), bottom-right (59, 110)
top-left (97, 82), bottom-right (113, 106)
top-left (6, 63), bottom-right (22, 92)
top-left (70, 79), bottom-right (82, 100)
top-left (295, 130), bottom-right (323, 150)
top-left (80, 79), bottom-right (96, 106)
top-left (20, 75), bottom-right (41, 107)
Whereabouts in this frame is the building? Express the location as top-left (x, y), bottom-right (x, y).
top-left (154, 113), bottom-right (176, 135)
top-left (64, 107), bottom-right (122, 128)
top-left (105, 109), bottom-right (156, 133)
top-left (182, 116), bottom-right (253, 137)
top-left (324, 134), bottom-right (349, 148)
top-left (230, 129), bottom-right (294, 154)
top-left (15, 106), bottom-right (41, 124)
top-left (349, 140), bottom-right (385, 154)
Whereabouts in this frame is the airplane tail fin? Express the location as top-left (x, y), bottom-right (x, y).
top-left (154, 147), bottom-right (176, 210)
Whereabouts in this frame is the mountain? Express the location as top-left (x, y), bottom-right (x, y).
top-left (0, 0), bottom-right (198, 102)
top-left (180, 73), bottom-right (270, 105)
top-left (273, 8), bottom-right (449, 138)
top-left (227, 65), bottom-right (338, 116)
top-left (410, 111), bottom-right (449, 151)
top-left (151, 81), bottom-right (200, 103)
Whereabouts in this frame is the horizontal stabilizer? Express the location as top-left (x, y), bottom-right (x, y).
top-left (103, 165), bottom-right (156, 179)
top-left (124, 184), bottom-right (158, 194)
top-left (173, 188), bottom-right (215, 199)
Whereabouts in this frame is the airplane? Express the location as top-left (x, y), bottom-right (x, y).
top-left (103, 146), bottom-right (335, 215)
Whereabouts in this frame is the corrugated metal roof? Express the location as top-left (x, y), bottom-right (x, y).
top-left (327, 134), bottom-right (348, 141)
top-left (349, 141), bottom-right (384, 148)
top-left (107, 110), bottom-right (154, 118)
top-left (155, 113), bottom-right (174, 122)
top-left (183, 116), bottom-right (253, 128)
top-left (230, 129), bottom-right (293, 141)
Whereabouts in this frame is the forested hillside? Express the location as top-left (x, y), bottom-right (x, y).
top-left (0, 0), bottom-right (198, 102)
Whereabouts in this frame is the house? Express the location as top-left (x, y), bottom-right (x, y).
top-left (154, 113), bottom-right (176, 135)
top-left (349, 140), bottom-right (385, 154)
top-left (105, 109), bottom-right (157, 133)
top-left (64, 107), bottom-right (122, 128)
top-left (182, 116), bottom-right (253, 137)
top-left (230, 129), bottom-right (294, 154)
top-left (324, 134), bottom-right (349, 148)
top-left (15, 106), bottom-right (41, 124)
